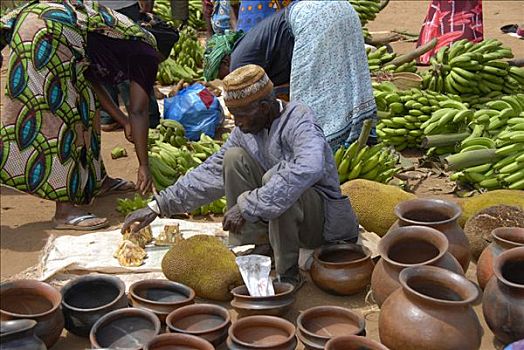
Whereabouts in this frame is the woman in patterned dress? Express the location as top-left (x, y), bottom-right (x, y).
top-left (0, 0), bottom-right (161, 230)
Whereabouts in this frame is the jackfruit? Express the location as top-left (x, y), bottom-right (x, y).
top-left (114, 240), bottom-right (147, 267)
top-left (464, 205), bottom-right (524, 261)
top-left (458, 190), bottom-right (524, 227)
top-left (155, 224), bottom-right (182, 246)
top-left (340, 179), bottom-right (416, 236)
top-left (161, 235), bottom-right (242, 301)
top-left (123, 224), bottom-right (153, 248)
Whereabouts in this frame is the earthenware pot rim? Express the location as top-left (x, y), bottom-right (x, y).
top-left (296, 328), bottom-right (323, 350)
top-left (145, 333), bottom-right (214, 350)
top-left (89, 307), bottom-right (161, 349)
top-left (395, 198), bottom-right (462, 225)
top-left (228, 315), bottom-right (295, 348)
top-left (296, 306), bottom-right (365, 340)
top-left (399, 266), bottom-right (479, 306)
top-left (61, 274), bottom-right (126, 312)
top-left (129, 279), bottom-right (196, 306)
top-left (325, 335), bottom-right (389, 350)
top-left (166, 303), bottom-right (231, 335)
top-left (0, 319), bottom-right (38, 338)
top-left (231, 282), bottom-right (294, 300)
top-left (0, 279), bottom-right (62, 318)
top-left (493, 246), bottom-right (524, 290)
top-left (379, 226), bottom-right (449, 268)
top-left (492, 227), bottom-right (524, 248)
top-left (313, 244), bottom-right (371, 266)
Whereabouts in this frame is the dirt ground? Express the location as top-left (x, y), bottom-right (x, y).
top-left (1, 1), bottom-right (523, 349)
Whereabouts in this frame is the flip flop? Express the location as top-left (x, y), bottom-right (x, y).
top-left (53, 214), bottom-right (109, 231)
top-left (99, 178), bottom-right (135, 197)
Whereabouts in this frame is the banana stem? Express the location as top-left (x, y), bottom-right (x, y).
top-left (357, 119), bottom-right (373, 150)
top-left (421, 133), bottom-right (470, 148)
top-left (389, 38), bottom-right (438, 67)
top-left (444, 149), bottom-right (502, 171)
top-left (379, 0), bottom-right (390, 11)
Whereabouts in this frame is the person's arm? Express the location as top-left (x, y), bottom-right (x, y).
top-left (138, 0), bottom-right (154, 13)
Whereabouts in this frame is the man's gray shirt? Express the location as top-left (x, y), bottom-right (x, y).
top-left (155, 101), bottom-right (359, 242)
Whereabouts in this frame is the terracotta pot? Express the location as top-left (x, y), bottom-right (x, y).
top-left (129, 279), bottom-right (195, 322)
top-left (371, 226), bottom-right (464, 306)
top-left (144, 333), bottom-right (215, 350)
top-left (166, 303), bottom-right (230, 346)
top-left (477, 227), bottom-right (524, 290)
top-left (390, 198), bottom-right (471, 271)
top-left (325, 335), bottom-right (389, 350)
top-left (379, 266), bottom-right (482, 350)
top-left (482, 246), bottom-right (524, 345)
top-left (227, 315), bottom-right (297, 350)
top-left (61, 274), bottom-right (128, 337)
top-left (230, 282), bottom-right (294, 318)
top-left (310, 244), bottom-right (374, 295)
top-left (0, 319), bottom-right (47, 350)
top-left (297, 306), bottom-right (365, 350)
top-left (90, 308), bottom-right (161, 350)
top-left (0, 280), bottom-right (64, 348)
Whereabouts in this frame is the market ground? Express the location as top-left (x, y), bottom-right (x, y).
top-left (1, 1), bottom-right (523, 349)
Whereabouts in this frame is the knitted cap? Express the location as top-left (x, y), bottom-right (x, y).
top-left (222, 65), bottom-right (274, 108)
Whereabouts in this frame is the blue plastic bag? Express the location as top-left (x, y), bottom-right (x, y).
top-left (163, 83), bottom-right (223, 141)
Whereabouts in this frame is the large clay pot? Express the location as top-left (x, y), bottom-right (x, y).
top-left (231, 282), bottom-right (294, 318)
top-left (371, 226), bottom-right (464, 306)
top-left (482, 246), bottom-right (524, 345)
top-left (227, 315), bottom-right (297, 350)
top-left (61, 274), bottom-right (128, 337)
top-left (326, 335), bottom-right (389, 350)
top-left (0, 319), bottom-right (47, 350)
top-left (379, 266), bottom-right (482, 350)
top-left (0, 280), bottom-right (64, 348)
top-left (310, 244), bottom-right (374, 296)
top-left (144, 333), bottom-right (215, 350)
top-left (477, 227), bottom-right (524, 290)
top-left (391, 198), bottom-right (471, 271)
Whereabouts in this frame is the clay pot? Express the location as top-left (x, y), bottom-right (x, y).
top-left (0, 279), bottom-right (64, 348)
top-left (391, 198), bottom-right (471, 271)
top-left (61, 274), bottom-right (128, 337)
top-left (379, 266), bottom-right (482, 350)
top-left (166, 303), bottom-right (230, 346)
top-left (371, 226), bottom-right (464, 306)
top-left (477, 227), bottom-right (524, 290)
top-left (129, 279), bottom-right (196, 322)
top-left (297, 306), bottom-right (365, 350)
top-left (144, 333), bottom-right (215, 350)
top-left (227, 315), bottom-right (297, 350)
top-left (325, 335), bottom-right (389, 350)
top-left (90, 308), bottom-right (161, 349)
top-left (0, 319), bottom-right (47, 350)
top-left (310, 244), bottom-right (374, 295)
top-left (230, 282), bottom-right (294, 318)
top-left (482, 246), bottom-right (524, 345)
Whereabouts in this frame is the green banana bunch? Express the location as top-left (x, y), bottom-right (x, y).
top-left (153, 119), bottom-right (187, 148)
top-left (367, 46), bottom-right (417, 74)
top-left (172, 27), bottom-right (204, 72)
top-left (192, 197), bottom-right (227, 216)
top-left (349, 0), bottom-right (387, 27)
top-left (157, 57), bottom-right (201, 85)
top-left (153, 0), bottom-right (205, 30)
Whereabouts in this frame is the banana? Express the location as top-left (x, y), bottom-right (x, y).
top-left (461, 137), bottom-right (496, 150)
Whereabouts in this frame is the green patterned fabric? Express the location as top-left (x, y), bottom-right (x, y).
top-left (0, 0), bottom-right (157, 204)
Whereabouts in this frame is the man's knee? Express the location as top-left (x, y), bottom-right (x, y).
top-left (223, 147), bottom-right (248, 170)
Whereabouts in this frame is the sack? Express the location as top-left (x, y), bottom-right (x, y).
top-left (163, 83), bottom-right (223, 141)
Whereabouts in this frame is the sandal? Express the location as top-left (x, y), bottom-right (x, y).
top-left (99, 178), bottom-right (135, 197)
top-left (53, 214), bottom-right (109, 231)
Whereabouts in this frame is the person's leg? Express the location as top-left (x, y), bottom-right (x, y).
top-left (100, 84), bottom-right (120, 127)
top-left (223, 147), bottom-right (269, 246)
top-left (117, 81), bottom-right (160, 128)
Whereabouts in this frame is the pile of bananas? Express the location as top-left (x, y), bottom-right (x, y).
top-left (149, 119), bottom-right (187, 148)
top-left (367, 46), bottom-right (417, 74)
top-left (153, 0), bottom-right (174, 23)
top-left (191, 198), bottom-right (227, 216)
top-left (172, 27), bottom-right (204, 71)
top-left (153, 0), bottom-right (205, 30)
top-left (157, 58), bottom-right (201, 85)
top-left (349, 0), bottom-right (388, 38)
top-left (422, 39), bottom-right (524, 96)
top-left (335, 142), bottom-right (401, 184)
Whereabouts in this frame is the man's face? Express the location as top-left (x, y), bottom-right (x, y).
top-left (229, 100), bottom-right (269, 134)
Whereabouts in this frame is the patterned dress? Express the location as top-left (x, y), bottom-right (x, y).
top-left (236, 0), bottom-right (293, 33)
top-left (0, 0), bottom-right (156, 204)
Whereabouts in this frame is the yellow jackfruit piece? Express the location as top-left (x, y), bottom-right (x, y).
top-left (161, 235), bottom-right (242, 301)
top-left (457, 190), bottom-right (524, 227)
top-left (340, 179), bottom-right (416, 236)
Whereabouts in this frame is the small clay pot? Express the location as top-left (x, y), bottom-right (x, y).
top-left (230, 282), bottom-right (294, 318)
top-left (144, 333), bottom-right (215, 350)
top-left (227, 315), bottom-right (297, 350)
top-left (477, 227), bottom-right (524, 290)
top-left (166, 303), bottom-right (230, 346)
top-left (297, 306), bottom-right (365, 350)
top-left (0, 279), bottom-right (64, 348)
top-left (90, 308), bottom-right (161, 349)
top-left (0, 319), bottom-right (47, 350)
top-left (325, 335), bottom-right (389, 350)
top-left (482, 246), bottom-right (524, 345)
top-left (371, 226), bottom-right (464, 306)
top-left (61, 274), bottom-right (128, 337)
top-left (310, 244), bottom-right (374, 296)
top-left (379, 266), bottom-right (482, 350)
top-left (129, 279), bottom-right (196, 322)
top-left (391, 198), bottom-right (471, 271)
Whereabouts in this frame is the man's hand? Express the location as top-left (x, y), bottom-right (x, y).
top-left (122, 207), bottom-right (158, 234)
top-left (222, 204), bottom-right (246, 234)
top-left (136, 164), bottom-right (153, 195)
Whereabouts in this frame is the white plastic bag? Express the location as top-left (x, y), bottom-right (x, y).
top-left (235, 255), bottom-right (275, 297)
